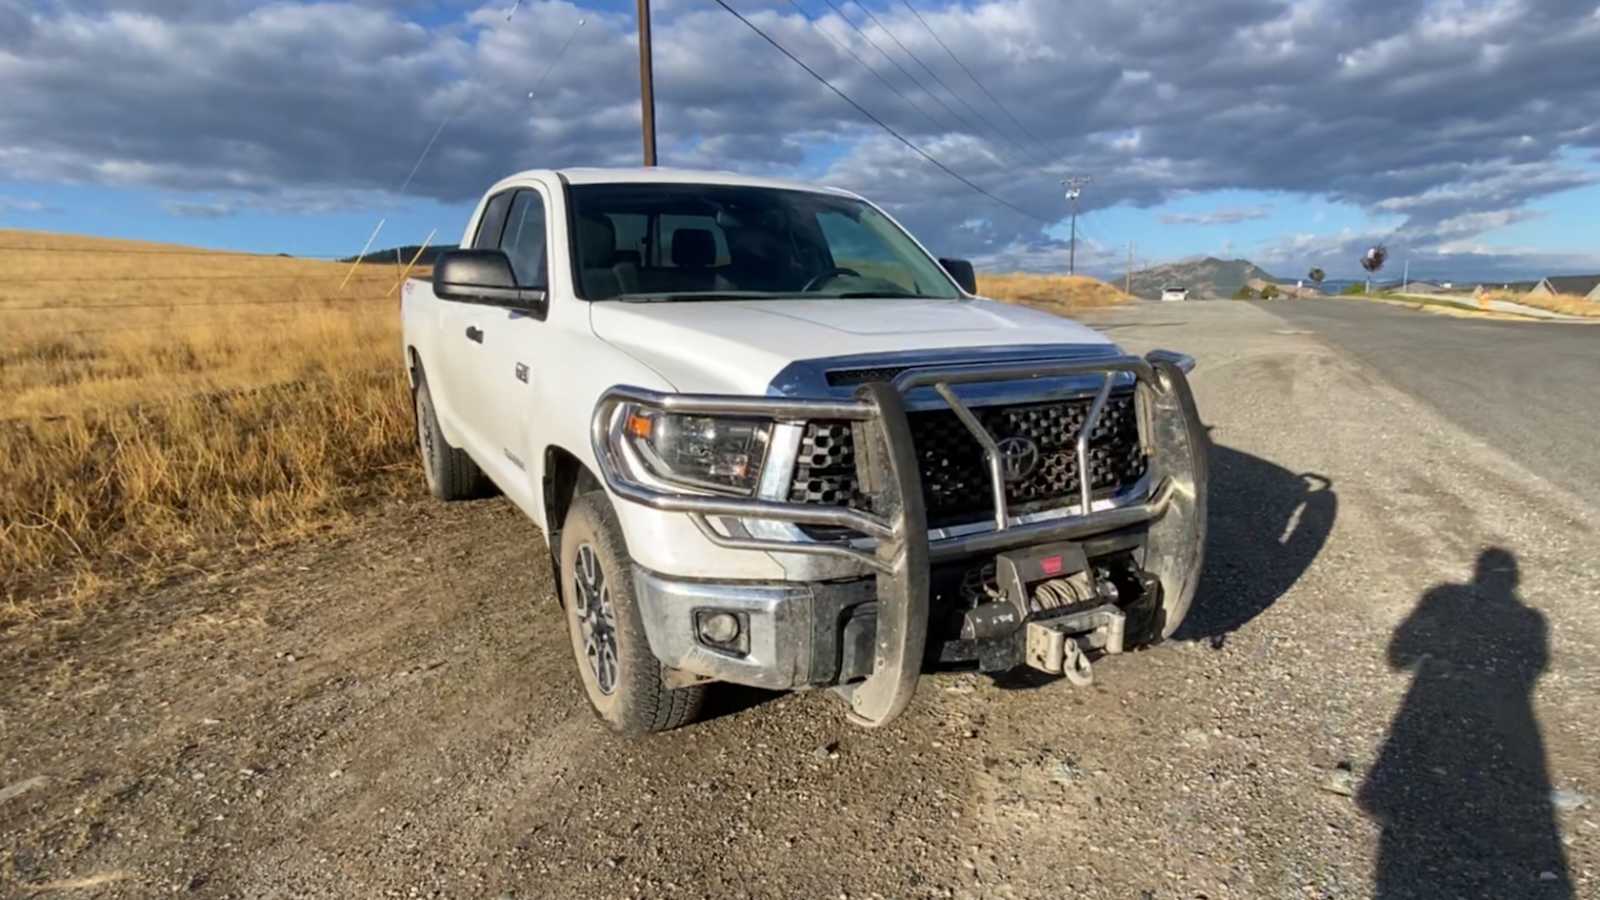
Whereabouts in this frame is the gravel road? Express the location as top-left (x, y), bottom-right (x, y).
top-left (3, 300), bottom-right (1596, 899)
top-left (1269, 298), bottom-right (1600, 510)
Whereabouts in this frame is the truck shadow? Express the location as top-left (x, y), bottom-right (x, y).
top-left (1357, 548), bottom-right (1572, 897)
top-left (1175, 442), bottom-right (1336, 642)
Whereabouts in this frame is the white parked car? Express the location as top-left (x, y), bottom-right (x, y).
top-left (1160, 285), bottom-right (1190, 302)
top-left (401, 168), bottom-right (1208, 734)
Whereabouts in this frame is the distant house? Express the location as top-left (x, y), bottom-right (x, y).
top-left (1473, 281), bottom-right (1537, 297)
top-left (1529, 274), bottom-right (1600, 300)
top-left (1400, 281), bottom-right (1443, 294)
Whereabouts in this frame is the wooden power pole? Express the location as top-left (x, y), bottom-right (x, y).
top-left (1063, 175), bottom-right (1090, 275)
top-left (637, 0), bottom-right (658, 166)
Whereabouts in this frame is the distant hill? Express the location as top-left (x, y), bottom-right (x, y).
top-left (1127, 257), bottom-right (1285, 299)
top-left (344, 244), bottom-right (457, 267)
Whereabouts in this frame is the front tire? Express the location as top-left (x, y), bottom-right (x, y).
top-left (559, 492), bottom-right (705, 734)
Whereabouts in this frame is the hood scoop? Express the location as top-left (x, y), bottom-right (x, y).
top-left (825, 364), bottom-right (918, 387)
top-left (824, 355), bottom-right (1080, 387)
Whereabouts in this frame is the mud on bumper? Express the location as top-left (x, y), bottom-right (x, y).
top-left (594, 351), bottom-right (1209, 727)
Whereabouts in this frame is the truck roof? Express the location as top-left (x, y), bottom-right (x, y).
top-left (504, 166), bottom-right (863, 199)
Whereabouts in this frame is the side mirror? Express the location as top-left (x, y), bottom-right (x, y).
top-left (433, 249), bottom-right (547, 314)
top-left (939, 257), bottom-right (977, 295)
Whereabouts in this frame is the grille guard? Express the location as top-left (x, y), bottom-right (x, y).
top-left (590, 350), bottom-right (1202, 727)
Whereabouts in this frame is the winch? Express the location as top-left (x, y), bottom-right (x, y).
top-left (958, 541), bottom-right (1144, 684)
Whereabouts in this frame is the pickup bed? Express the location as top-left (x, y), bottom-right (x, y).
top-left (401, 167), bottom-right (1207, 733)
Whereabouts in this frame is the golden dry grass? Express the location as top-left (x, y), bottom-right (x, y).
top-left (977, 272), bottom-right (1131, 313)
top-left (1479, 290), bottom-right (1600, 318)
top-left (1, 229), bottom-right (423, 630)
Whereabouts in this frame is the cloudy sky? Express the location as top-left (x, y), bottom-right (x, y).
top-left (1, 0), bottom-right (1597, 281)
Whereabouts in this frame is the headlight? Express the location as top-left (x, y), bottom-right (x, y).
top-left (621, 406), bottom-right (772, 496)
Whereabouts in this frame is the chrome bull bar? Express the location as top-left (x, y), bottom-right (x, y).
top-left (590, 350), bottom-right (1199, 727)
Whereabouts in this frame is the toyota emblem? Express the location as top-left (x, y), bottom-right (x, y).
top-left (997, 435), bottom-right (1040, 482)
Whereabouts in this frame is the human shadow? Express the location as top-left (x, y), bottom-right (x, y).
top-left (1175, 442), bottom-right (1337, 641)
top-left (1357, 548), bottom-right (1572, 898)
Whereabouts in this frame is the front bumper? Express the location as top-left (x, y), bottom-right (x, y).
top-left (594, 350), bottom-right (1207, 726)
top-left (633, 568), bottom-right (878, 691)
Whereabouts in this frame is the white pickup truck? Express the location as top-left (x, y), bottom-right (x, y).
top-left (401, 168), bottom-right (1207, 734)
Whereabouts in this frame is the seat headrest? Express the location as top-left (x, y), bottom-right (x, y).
top-left (671, 229), bottom-right (716, 268)
top-left (577, 215), bottom-right (616, 266)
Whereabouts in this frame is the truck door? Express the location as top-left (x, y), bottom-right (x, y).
top-left (429, 188), bottom-right (514, 466)
top-left (456, 185), bottom-right (554, 510)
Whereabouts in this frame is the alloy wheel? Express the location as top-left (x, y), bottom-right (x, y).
top-left (572, 543), bottom-right (619, 696)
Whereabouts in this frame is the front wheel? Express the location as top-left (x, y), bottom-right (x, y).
top-left (559, 492), bottom-right (705, 734)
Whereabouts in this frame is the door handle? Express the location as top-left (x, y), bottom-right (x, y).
top-left (465, 326), bottom-right (484, 344)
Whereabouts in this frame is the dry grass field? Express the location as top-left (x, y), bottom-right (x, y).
top-left (978, 272), bottom-right (1131, 312)
top-left (0, 228), bottom-right (1127, 633)
top-left (0, 229), bottom-right (420, 630)
top-left (1478, 289), bottom-right (1600, 318)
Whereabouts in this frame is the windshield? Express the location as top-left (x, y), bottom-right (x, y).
top-left (567, 182), bottom-right (962, 302)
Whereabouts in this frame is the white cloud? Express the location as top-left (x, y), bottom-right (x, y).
top-left (0, 0), bottom-right (1595, 275)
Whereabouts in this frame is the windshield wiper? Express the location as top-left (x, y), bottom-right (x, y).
top-left (830, 291), bottom-right (941, 299)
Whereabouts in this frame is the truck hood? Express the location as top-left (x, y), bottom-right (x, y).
top-left (589, 297), bottom-right (1115, 395)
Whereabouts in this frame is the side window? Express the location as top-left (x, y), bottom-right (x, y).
top-left (473, 191), bottom-right (514, 250)
top-left (500, 190), bottom-right (548, 288)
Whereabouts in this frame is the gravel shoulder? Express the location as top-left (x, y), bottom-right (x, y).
top-left (3, 301), bottom-right (1597, 898)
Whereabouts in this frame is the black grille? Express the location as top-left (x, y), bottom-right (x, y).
top-left (790, 393), bottom-right (1146, 527)
top-left (789, 421), bottom-right (865, 507)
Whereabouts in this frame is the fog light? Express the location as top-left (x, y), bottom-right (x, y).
top-left (698, 611), bottom-right (741, 645)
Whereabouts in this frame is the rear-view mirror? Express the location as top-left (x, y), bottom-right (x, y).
top-left (939, 257), bottom-right (977, 295)
top-left (433, 249), bottom-right (547, 314)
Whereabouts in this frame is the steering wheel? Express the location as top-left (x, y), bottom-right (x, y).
top-left (800, 267), bottom-right (862, 292)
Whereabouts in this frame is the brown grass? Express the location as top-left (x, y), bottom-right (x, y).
top-left (976, 272), bottom-right (1131, 314)
top-left (1479, 290), bottom-right (1600, 319)
top-left (1, 229), bottom-right (422, 630)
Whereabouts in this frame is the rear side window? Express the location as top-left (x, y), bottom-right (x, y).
top-left (500, 190), bottom-right (548, 288)
top-left (473, 191), bottom-right (514, 250)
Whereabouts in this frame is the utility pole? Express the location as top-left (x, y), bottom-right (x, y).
top-left (636, 0), bottom-right (658, 166)
top-left (1402, 258), bottom-right (1409, 294)
top-left (1063, 176), bottom-right (1090, 275)
top-left (1126, 241), bottom-right (1134, 296)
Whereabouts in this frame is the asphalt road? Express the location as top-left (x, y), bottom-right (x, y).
top-left (3, 301), bottom-right (1597, 898)
top-left (1265, 298), bottom-right (1600, 509)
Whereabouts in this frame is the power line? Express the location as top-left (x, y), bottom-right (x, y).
top-left (848, 0), bottom-right (1041, 167)
top-left (343, 11), bottom-right (585, 282)
top-left (710, 0), bottom-right (1049, 223)
top-left (899, 0), bottom-right (1053, 158)
top-left (786, 0), bottom-right (948, 139)
top-left (815, 0), bottom-right (983, 147)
